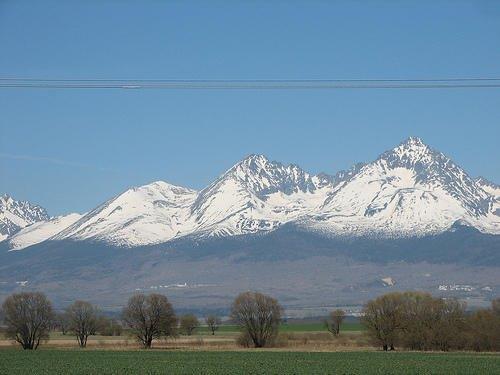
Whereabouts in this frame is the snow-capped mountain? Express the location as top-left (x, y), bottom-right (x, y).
top-left (476, 177), bottom-right (500, 200)
top-left (310, 137), bottom-right (499, 237)
top-left (47, 156), bottom-right (334, 245)
top-left (2, 137), bottom-right (499, 249)
top-left (52, 181), bottom-right (197, 247)
top-left (6, 213), bottom-right (82, 251)
top-left (476, 177), bottom-right (500, 217)
top-left (189, 154), bottom-right (334, 237)
top-left (0, 194), bottom-right (49, 241)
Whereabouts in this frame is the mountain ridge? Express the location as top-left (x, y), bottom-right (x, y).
top-left (0, 194), bottom-right (49, 241)
top-left (1, 137), bottom-right (499, 250)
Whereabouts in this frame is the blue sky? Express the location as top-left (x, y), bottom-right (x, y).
top-left (1, 1), bottom-right (499, 215)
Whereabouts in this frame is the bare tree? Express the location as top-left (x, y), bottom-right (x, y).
top-left (98, 318), bottom-right (123, 336)
top-left (231, 291), bottom-right (283, 348)
top-left (66, 300), bottom-right (100, 348)
top-left (205, 315), bottom-right (221, 335)
top-left (122, 293), bottom-right (177, 348)
top-left (1, 292), bottom-right (54, 350)
top-left (180, 314), bottom-right (199, 335)
top-left (54, 312), bottom-right (69, 335)
top-left (361, 292), bottom-right (404, 351)
top-left (433, 298), bottom-right (467, 351)
top-left (466, 299), bottom-right (500, 352)
top-left (325, 309), bottom-right (345, 336)
top-left (492, 298), bottom-right (500, 317)
top-left (362, 291), bottom-right (471, 352)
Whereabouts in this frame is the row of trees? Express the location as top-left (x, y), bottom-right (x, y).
top-left (1, 294), bottom-right (123, 349)
top-left (362, 291), bottom-right (500, 352)
top-left (2, 290), bottom-right (498, 351)
top-left (0, 292), bottom-right (232, 349)
top-left (122, 291), bottom-right (282, 348)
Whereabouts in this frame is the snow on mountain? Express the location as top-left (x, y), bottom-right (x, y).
top-left (476, 177), bottom-right (500, 218)
top-left (476, 177), bottom-right (500, 200)
top-left (309, 137), bottom-right (499, 237)
top-left (188, 154), bottom-right (334, 237)
top-left (0, 194), bottom-right (49, 241)
top-left (5, 137), bottom-right (499, 248)
top-left (6, 213), bottom-right (82, 251)
top-left (52, 181), bottom-right (198, 247)
top-left (52, 155), bottom-right (335, 245)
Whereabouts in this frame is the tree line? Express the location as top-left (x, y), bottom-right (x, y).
top-left (361, 291), bottom-right (500, 352)
top-left (1, 290), bottom-right (498, 351)
top-left (0, 292), bottom-right (235, 349)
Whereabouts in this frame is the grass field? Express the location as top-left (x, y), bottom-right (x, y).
top-left (197, 322), bottom-right (364, 334)
top-left (0, 349), bottom-right (498, 374)
top-left (0, 323), bottom-right (369, 352)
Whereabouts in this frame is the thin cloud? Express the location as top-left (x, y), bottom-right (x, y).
top-left (0, 153), bottom-right (110, 171)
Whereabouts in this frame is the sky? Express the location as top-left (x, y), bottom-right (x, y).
top-left (1, 0), bottom-right (499, 215)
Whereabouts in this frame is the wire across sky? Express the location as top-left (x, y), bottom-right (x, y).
top-left (1, 78), bottom-right (500, 90)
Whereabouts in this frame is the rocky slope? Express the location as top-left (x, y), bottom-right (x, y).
top-left (0, 194), bottom-right (49, 241)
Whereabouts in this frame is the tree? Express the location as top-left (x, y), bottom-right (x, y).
top-left (324, 309), bottom-right (345, 336)
top-left (431, 298), bottom-right (467, 351)
top-left (66, 300), bottom-right (100, 348)
top-left (467, 309), bottom-right (498, 351)
top-left (122, 293), bottom-right (177, 348)
top-left (362, 291), bottom-right (470, 352)
top-left (1, 292), bottom-right (54, 350)
top-left (397, 291), bottom-right (439, 351)
top-left (54, 312), bottom-right (69, 335)
top-left (205, 315), bottom-right (221, 335)
top-left (492, 298), bottom-right (500, 317)
top-left (180, 314), bottom-right (199, 335)
top-left (98, 317), bottom-right (123, 336)
top-left (361, 292), bottom-right (404, 351)
top-left (231, 291), bottom-right (283, 348)
top-left (466, 299), bottom-right (500, 352)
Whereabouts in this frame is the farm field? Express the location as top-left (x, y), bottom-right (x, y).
top-left (197, 321), bottom-right (364, 334)
top-left (0, 349), bottom-right (498, 374)
top-left (0, 328), bottom-right (369, 352)
top-left (0, 322), bottom-right (364, 349)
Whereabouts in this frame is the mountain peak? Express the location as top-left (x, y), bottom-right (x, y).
top-left (140, 180), bottom-right (197, 194)
top-left (243, 153), bottom-right (268, 162)
top-left (1, 193), bottom-right (13, 204)
top-left (0, 194), bottom-right (50, 241)
top-left (370, 137), bottom-right (492, 217)
top-left (402, 136), bottom-right (426, 147)
top-left (233, 154), bottom-right (271, 171)
top-left (377, 136), bottom-right (439, 168)
top-left (392, 136), bottom-right (432, 158)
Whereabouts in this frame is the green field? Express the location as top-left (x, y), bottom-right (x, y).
top-left (0, 350), bottom-right (498, 374)
top-left (280, 322), bottom-right (364, 332)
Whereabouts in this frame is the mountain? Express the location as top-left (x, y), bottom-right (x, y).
top-left (49, 155), bottom-right (336, 245)
top-left (1, 137), bottom-right (499, 311)
top-left (189, 154), bottom-right (334, 237)
top-left (476, 177), bottom-right (500, 200)
top-left (52, 181), bottom-right (197, 247)
top-left (476, 177), bottom-right (500, 217)
top-left (2, 137), bottom-right (498, 247)
top-left (5, 213), bottom-right (82, 251)
top-left (308, 137), bottom-right (499, 237)
top-left (0, 194), bottom-right (49, 241)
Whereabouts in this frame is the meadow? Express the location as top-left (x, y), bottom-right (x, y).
top-left (197, 321), bottom-right (364, 334)
top-left (0, 349), bottom-right (498, 374)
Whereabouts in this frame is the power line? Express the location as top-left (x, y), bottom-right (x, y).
top-left (1, 78), bottom-right (500, 89)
